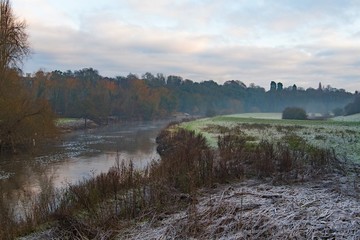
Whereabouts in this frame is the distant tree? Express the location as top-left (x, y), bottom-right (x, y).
top-left (224, 80), bottom-right (246, 88)
top-left (21, 67), bottom-right (356, 124)
top-left (277, 82), bottom-right (283, 91)
top-left (126, 73), bottom-right (138, 81)
top-left (0, 0), bottom-right (29, 83)
top-left (318, 82), bottom-right (322, 91)
top-left (282, 107), bottom-right (307, 120)
top-left (205, 108), bottom-right (216, 117)
top-left (332, 107), bottom-right (344, 116)
top-left (292, 84), bottom-right (297, 91)
top-left (74, 68), bottom-right (100, 83)
top-left (270, 81), bottom-right (276, 91)
top-left (167, 75), bottom-right (182, 87)
top-left (344, 96), bottom-right (360, 115)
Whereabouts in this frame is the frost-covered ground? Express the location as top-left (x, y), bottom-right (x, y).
top-left (23, 174), bottom-right (360, 240)
top-left (223, 112), bottom-right (282, 120)
top-left (118, 175), bottom-right (360, 239)
top-left (181, 113), bottom-right (360, 163)
top-left (56, 118), bottom-right (98, 131)
top-left (0, 170), bottom-right (14, 180)
top-left (332, 113), bottom-right (360, 122)
top-left (115, 114), bottom-right (360, 239)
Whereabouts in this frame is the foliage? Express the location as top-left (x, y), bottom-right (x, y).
top-left (333, 107), bottom-right (344, 116)
top-left (282, 107), bottom-right (307, 120)
top-left (22, 69), bottom-right (355, 122)
top-left (181, 113), bottom-right (360, 162)
top-left (155, 128), bottom-right (214, 193)
top-left (0, 1), bottom-right (56, 153)
top-left (344, 95), bottom-right (360, 115)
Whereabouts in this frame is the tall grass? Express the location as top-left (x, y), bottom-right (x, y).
top-left (216, 132), bottom-right (342, 182)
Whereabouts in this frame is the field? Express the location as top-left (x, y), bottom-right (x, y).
top-left (181, 113), bottom-right (360, 163)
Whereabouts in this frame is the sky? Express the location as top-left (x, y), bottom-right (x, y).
top-left (12, 0), bottom-right (360, 92)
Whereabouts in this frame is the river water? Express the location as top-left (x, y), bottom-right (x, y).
top-left (0, 120), bottom-right (168, 200)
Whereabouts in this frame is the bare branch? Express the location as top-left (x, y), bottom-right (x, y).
top-left (0, 0), bottom-right (30, 82)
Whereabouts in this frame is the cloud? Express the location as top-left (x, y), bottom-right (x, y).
top-left (12, 0), bottom-right (360, 92)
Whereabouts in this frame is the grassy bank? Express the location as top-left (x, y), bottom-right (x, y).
top-left (55, 118), bottom-right (98, 131)
top-left (181, 113), bottom-right (360, 162)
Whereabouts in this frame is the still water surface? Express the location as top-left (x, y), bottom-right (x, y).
top-left (0, 120), bottom-right (168, 198)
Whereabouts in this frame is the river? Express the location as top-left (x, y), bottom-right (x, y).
top-left (0, 120), bottom-right (168, 202)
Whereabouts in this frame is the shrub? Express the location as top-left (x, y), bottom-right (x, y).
top-left (154, 129), bottom-right (214, 193)
top-left (282, 107), bottom-right (307, 120)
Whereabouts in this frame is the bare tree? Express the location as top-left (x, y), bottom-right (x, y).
top-left (0, 1), bottom-right (55, 153)
top-left (0, 0), bottom-right (29, 83)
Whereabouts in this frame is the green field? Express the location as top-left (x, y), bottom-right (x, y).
top-left (55, 118), bottom-right (81, 125)
top-left (181, 113), bottom-right (360, 163)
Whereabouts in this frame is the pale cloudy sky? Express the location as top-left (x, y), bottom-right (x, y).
top-left (12, 0), bottom-right (360, 92)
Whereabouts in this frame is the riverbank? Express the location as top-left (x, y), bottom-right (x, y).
top-left (19, 162), bottom-right (360, 239)
top-left (118, 174), bottom-right (360, 239)
top-left (55, 118), bottom-right (99, 132)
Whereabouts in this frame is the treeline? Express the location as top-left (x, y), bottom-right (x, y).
top-left (22, 68), bottom-right (356, 121)
top-left (344, 95), bottom-right (360, 116)
top-left (23, 69), bottom-right (175, 121)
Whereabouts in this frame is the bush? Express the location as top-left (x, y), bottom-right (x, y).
top-left (155, 128), bottom-right (214, 193)
top-left (282, 107), bottom-right (307, 120)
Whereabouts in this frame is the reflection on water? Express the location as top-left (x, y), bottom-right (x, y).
top-left (0, 120), bottom-right (167, 199)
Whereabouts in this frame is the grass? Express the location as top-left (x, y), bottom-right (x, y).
top-left (331, 113), bottom-right (360, 122)
top-left (181, 113), bottom-right (360, 163)
top-left (55, 118), bottom-right (81, 125)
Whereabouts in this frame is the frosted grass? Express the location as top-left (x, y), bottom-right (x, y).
top-left (181, 114), bottom-right (360, 162)
top-left (332, 113), bottom-right (360, 122)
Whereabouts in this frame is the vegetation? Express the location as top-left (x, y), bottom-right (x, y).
top-left (282, 107), bottom-right (307, 120)
top-left (0, 128), bottom-right (214, 239)
top-left (1, 114), bottom-right (360, 239)
top-left (181, 113), bottom-right (360, 162)
top-left (1, 119), bottom-right (348, 239)
top-left (344, 95), bottom-right (360, 115)
top-left (0, 0), bottom-right (56, 153)
top-left (20, 69), bottom-right (355, 124)
top-left (333, 107), bottom-right (344, 116)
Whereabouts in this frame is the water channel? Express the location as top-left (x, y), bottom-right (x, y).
top-left (0, 120), bottom-right (168, 203)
